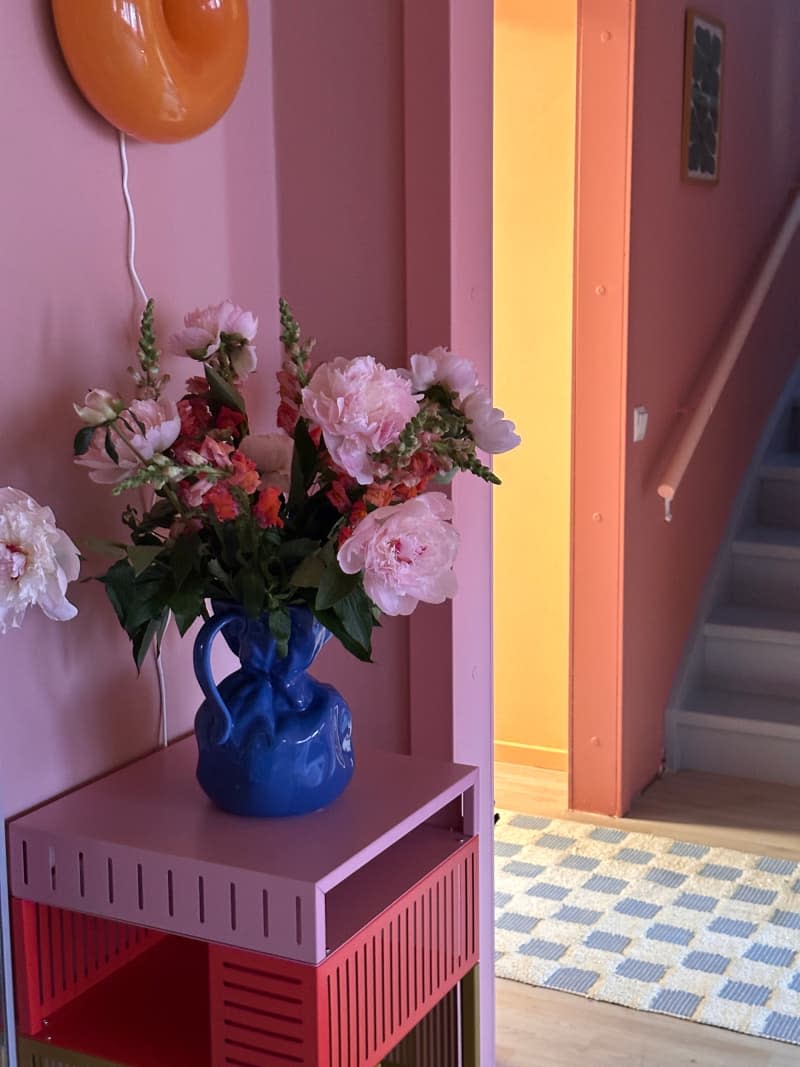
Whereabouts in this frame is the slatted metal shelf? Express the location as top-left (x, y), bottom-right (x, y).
top-left (9, 738), bottom-right (478, 966)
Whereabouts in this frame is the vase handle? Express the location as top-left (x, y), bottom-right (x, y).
top-left (193, 610), bottom-right (243, 746)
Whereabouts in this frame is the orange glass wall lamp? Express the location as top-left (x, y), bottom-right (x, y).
top-left (52, 0), bottom-right (249, 142)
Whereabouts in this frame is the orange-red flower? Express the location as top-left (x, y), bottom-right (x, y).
top-left (229, 451), bottom-right (261, 495)
top-left (254, 487), bottom-right (284, 529)
top-left (205, 484), bottom-right (239, 522)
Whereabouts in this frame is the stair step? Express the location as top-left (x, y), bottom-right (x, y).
top-left (729, 535), bottom-right (800, 612)
top-left (733, 525), bottom-right (800, 558)
top-left (705, 603), bottom-right (800, 644)
top-left (758, 458), bottom-right (800, 528)
top-left (674, 703), bottom-right (800, 786)
top-left (682, 686), bottom-right (800, 727)
top-left (703, 604), bottom-right (800, 699)
top-left (761, 452), bottom-right (800, 479)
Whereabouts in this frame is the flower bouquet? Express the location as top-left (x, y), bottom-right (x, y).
top-left (73, 298), bottom-right (518, 814)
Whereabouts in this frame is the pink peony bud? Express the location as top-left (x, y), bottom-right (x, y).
top-left (73, 389), bottom-right (123, 426)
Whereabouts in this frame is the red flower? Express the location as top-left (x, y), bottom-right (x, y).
top-left (229, 451), bottom-right (261, 495)
top-left (277, 397), bottom-right (300, 435)
top-left (215, 405), bottom-right (246, 434)
top-left (186, 376), bottom-right (211, 395)
top-left (326, 476), bottom-right (356, 513)
top-left (254, 487), bottom-right (284, 529)
top-left (205, 484), bottom-right (239, 522)
top-left (178, 396), bottom-right (212, 439)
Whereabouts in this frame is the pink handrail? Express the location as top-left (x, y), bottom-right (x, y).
top-left (658, 187), bottom-right (800, 521)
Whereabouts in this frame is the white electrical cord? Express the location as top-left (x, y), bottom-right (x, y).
top-left (118, 131), bottom-right (170, 750)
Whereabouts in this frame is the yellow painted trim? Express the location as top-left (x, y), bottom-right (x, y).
top-left (494, 741), bottom-right (568, 772)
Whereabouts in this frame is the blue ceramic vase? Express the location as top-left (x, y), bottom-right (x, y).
top-left (193, 602), bottom-right (354, 817)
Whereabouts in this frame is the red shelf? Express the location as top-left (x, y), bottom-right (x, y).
top-left (26, 937), bottom-right (209, 1067)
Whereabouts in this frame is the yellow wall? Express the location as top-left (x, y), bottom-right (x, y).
top-left (493, 0), bottom-right (576, 771)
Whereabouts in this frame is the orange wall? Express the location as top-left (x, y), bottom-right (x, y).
top-left (493, 0), bottom-right (576, 771)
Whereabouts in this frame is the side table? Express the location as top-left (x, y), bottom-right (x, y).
top-left (6, 739), bottom-right (480, 1066)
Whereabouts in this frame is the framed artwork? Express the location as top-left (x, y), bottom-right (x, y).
top-left (681, 9), bottom-right (724, 183)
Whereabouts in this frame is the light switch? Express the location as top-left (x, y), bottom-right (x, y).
top-left (633, 405), bottom-right (648, 443)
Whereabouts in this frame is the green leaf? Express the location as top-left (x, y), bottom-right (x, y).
top-left (268, 607), bottom-right (291, 658)
top-left (83, 537), bottom-right (127, 558)
top-left (127, 544), bottom-right (164, 576)
top-left (170, 532), bottom-right (200, 589)
top-left (100, 559), bottom-right (136, 629)
top-left (291, 554), bottom-right (325, 589)
top-left (205, 364), bottom-right (246, 414)
top-left (313, 605), bottom-right (372, 662)
top-left (239, 568), bottom-right (265, 619)
top-left (332, 583), bottom-right (375, 654)
top-left (73, 425), bottom-right (96, 456)
top-left (104, 428), bottom-right (119, 464)
top-left (133, 614), bottom-right (166, 672)
top-left (288, 418), bottom-right (319, 513)
top-left (315, 559), bottom-right (360, 610)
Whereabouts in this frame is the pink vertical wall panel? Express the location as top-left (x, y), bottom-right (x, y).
top-left (270, 0), bottom-right (411, 756)
top-left (404, 1), bottom-right (495, 1057)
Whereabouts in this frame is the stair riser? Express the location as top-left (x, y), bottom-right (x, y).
top-left (676, 718), bottom-right (800, 787)
top-left (758, 477), bottom-right (800, 528)
top-left (704, 634), bottom-right (800, 699)
top-left (731, 554), bottom-right (800, 612)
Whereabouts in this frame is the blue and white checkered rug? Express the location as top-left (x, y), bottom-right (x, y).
top-left (495, 812), bottom-right (800, 1045)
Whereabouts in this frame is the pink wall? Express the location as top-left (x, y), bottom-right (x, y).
top-left (0, 2), bottom-right (415, 813)
top-left (620, 0), bottom-right (800, 807)
top-left (270, 0), bottom-right (411, 755)
top-left (0, 2), bottom-right (278, 816)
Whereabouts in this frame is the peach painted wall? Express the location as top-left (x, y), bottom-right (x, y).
top-left (493, 0), bottom-right (576, 772)
top-left (620, 0), bottom-right (800, 807)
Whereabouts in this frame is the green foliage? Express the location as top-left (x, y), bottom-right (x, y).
top-left (73, 425), bottom-right (96, 456)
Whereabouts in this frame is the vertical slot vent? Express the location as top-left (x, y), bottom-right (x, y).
top-left (78, 852), bottom-right (85, 898)
top-left (107, 858), bottom-right (114, 904)
top-left (21, 839), bottom-right (29, 885)
top-left (136, 863), bottom-right (144, 910)
top-left (295, 896), bottom-right (302, 945)
top-left (230, 882), bottom-right (238, 931)
top-left (262, 889), bottom-right (270, 938)
top-left (167, 869), bottom-right (175, 917)
top-left (198, 875), bottom-right (206, 924)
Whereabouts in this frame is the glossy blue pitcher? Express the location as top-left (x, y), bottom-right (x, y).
top-left (193, 603), bottom-right (354, 817)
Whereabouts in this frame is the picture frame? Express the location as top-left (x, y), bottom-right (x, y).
top-left (681, 9), bottom-right (724, 183)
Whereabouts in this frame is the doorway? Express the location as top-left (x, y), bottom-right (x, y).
top-left (493, 0), bottom-right (577, 786)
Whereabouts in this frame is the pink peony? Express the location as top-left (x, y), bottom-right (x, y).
top-left (301, 356), bottom-right (419, 484)
top-left (167, 300), bottom-right (258, 380)
top-left (409, 346), bottom-right (478, 401)
top-left (0, 487), bottom-right (80, 633)
top-left (75, 398), bottom-right (181, 484)
top-left (337, 493), bottom-right (459, 615)
top-left (462, 387), bottom-right (521, 454)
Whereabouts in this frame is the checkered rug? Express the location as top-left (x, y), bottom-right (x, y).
top-left (494, 812), bottom-right (800, 1045)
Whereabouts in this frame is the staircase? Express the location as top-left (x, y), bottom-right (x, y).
top-left (668, 369), bottom-right (800, 786)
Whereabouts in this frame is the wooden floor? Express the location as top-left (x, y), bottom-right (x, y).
top-left (494, 761), bottom-right (800, 1066)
